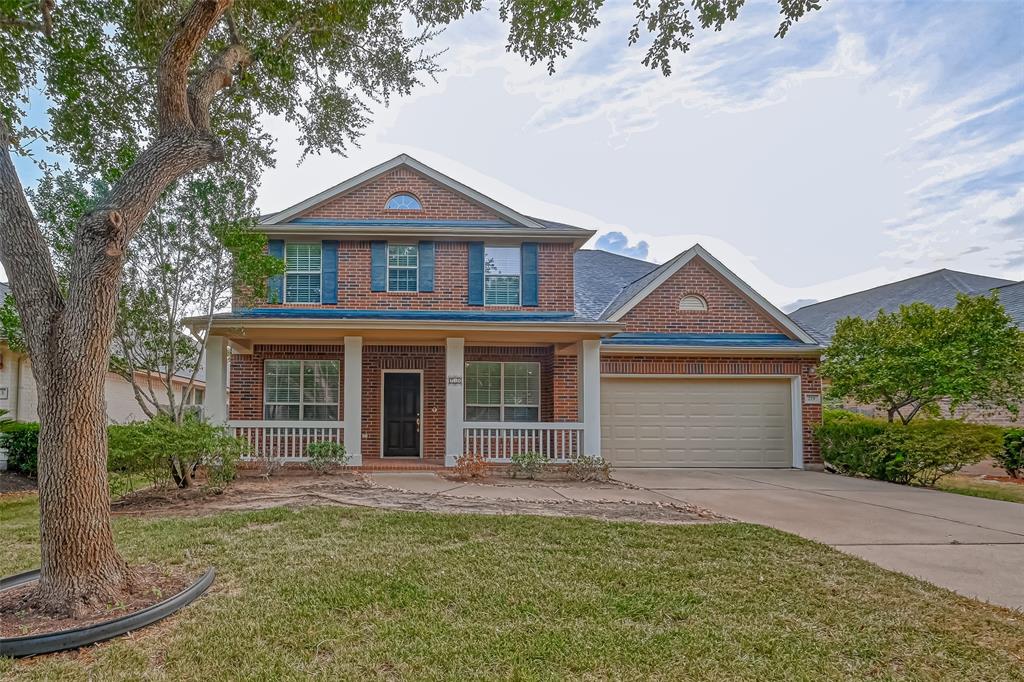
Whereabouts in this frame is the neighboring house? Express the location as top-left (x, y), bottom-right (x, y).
top-left (0, 281), bottom-right (204, 426)
top-left (193, 154), bottom-right (824, 470)
top-left (790, 269), bottom-right (1024, 425)
top-left (789, 269), bottom-right (1015, 344)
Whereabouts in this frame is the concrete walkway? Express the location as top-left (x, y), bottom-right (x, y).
top-left (612, 468), bottom-right (1024, 610)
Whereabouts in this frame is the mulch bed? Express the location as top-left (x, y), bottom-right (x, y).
top-left (979, 475), bottom-right (1024, 486)
top-left (0, 564), bottom-right (192, 639)
top-left (109, 470), bottom-right (723, 525)
top-left (0, 472), bottom-right (37, 495)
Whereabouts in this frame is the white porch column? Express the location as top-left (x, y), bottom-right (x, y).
top-left (204, 335), bottom-right (228, 425)
top-left (344, 336), bottom-right (363, 466)
top-left (581, 339), bottom-right (602, 457)
top-left (445, 337), bottom-right (465, 467)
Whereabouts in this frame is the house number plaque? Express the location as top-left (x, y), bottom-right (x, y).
top-left (447, 376), bottom-right (463, 385)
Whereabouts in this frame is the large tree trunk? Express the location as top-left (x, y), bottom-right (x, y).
top-left (35, 354), bottom-right (133, 613)
top-left (0, 0), bottom-right (246, 615)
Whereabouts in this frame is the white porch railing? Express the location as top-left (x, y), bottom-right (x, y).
top-left (462, 422), bottom-right (584, 463)
top-left (229, 420), bottom-right (344, 461)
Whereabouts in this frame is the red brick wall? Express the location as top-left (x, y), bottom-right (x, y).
top-left (553, 354), bottom-right (579, 421)
top-left (620, 258), bottom-right (791, 335)
top-left (298, 166), bottom-right (501, 222)
top-left (601, 354), bottom-right (823, 465)
top-left (228, 345), bottom-right (345, 420)
top-left (256, 240), bottom-right (575, 312)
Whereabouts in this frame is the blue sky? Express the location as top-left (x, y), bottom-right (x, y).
top-left (9, 0), bottom-right (1024, 309)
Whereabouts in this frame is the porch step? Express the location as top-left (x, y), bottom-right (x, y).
top-left (356, 459), bottom-right (446, 472)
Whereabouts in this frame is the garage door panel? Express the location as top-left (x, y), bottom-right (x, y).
top-left (601, 378), bottom-right (793, 468)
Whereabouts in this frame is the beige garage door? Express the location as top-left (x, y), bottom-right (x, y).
top-left (601, 378), bottom-right (793, 467)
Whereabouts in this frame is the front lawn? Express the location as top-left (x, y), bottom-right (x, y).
top-left (937, 475), bottom-right (1024, 504)
top-left (2, 495), bottom-right (1022, 680)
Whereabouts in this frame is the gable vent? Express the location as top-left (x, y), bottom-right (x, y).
top-left (679, 294), bottom-right (708, 312)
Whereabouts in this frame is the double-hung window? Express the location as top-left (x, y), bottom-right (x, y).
top-left (387, 245), bottom-right (418, 292)
top-left (484, 246), bottom-right (521, 305)
top-left (264, 360), bottom-right (340, 420)
top-left (285, 243), bottom-right (322, 303)
top-left (465, 361), bottom-right (540, 422)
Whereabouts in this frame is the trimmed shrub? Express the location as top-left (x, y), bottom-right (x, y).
top-left (305, 441), bottom-right (349, 473)
top-left (871, 420), bottom-right (1002, 486)
top-left (567, 453), bottom-right (610, 482)
top-left (509, 451), bottom-right (546, 479)
top-left (0, 422), bottom-right (40, 477)
top-left (815, 410), bottom-right (1003, 486)
top-left (996, 428), bottom-right (1024, 479)
top-left (814, 410), bottom-right (887, 477)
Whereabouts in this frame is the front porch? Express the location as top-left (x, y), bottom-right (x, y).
top-left (204, 334), bottom-right (602, 468)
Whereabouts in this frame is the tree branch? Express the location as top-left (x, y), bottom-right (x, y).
top-left (0, 120), bottom-right (63, 361)
top-left (187, 43), bottom-right (251, 133)
top-left (156, 0), bottom-right (233, 134)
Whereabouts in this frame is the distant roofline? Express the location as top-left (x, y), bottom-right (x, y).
top-left (792, 268), bottom-right (1014, 313)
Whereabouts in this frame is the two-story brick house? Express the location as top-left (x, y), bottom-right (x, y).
top-left (195, 155), bottom-right (824, 470)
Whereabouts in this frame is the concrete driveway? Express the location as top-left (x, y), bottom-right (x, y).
top-left (613, 468), bottom-right (1024, 611)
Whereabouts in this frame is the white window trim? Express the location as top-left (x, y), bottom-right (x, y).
top-left (386, 244), bottom-right (419, 293)
top-left (464, 361), bottom-right (541, 422)
top-left (264, 359), bottom-right (340, 421)
top-left (483, 245), bottom-right (522, 307)
top-left (283, 242), bottom-right (323, 304)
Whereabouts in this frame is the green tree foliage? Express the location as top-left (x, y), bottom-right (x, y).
top-left (821, 294), bottom-right (1024, 424)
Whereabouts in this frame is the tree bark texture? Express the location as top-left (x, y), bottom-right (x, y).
top-left (0, 0), bottom-right (244, 614)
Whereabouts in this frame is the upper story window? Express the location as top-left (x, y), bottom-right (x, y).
top-left (385, 193), bottom-right (422, 210)
top-left (465, 361), bottom-right (540, 422)
top-left (264, 359), bottom-right (340, 421)
top-left (387, 244), bottom-right (418, 292)
top-left (285, 243), bottom-right (322, 303)
top-left (679, 294), bottom-right (708, 311)
top-left (484, 246), bottom-right (521, 306)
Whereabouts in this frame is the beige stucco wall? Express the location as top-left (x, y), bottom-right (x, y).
top-left (1, 346), bottom-right (197, 424)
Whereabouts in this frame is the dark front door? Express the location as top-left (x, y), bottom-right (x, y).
top-left (383, 372), bottom-right (421, 456)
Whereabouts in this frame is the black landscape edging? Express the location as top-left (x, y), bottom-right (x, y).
top-left (0, 567), bottom-right (215, 658)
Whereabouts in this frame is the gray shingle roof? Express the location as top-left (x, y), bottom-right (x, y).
top-left (994, 281), bottom-right (1024, 328)
top-left (573, 250), bottom-right (657, 320)
top-left (789, 269), bottom-right (1014, 343)
top-left (0, 281), bottom-right (9, 304)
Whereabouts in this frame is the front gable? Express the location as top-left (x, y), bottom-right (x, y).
top-left (606, 245), bottom-right (816, 343)
top-left (262, 154), bottom-right (548, 228)
top-left (296, 166), bottom-right (506, 223)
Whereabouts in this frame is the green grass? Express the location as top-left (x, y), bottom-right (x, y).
top-left (936, 475), bottom-right (1024, 504)
top-left (2, 496), bottom-right (1023, 681)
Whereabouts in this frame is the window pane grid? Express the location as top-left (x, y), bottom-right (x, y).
top-left (485, 275), bottom-right (520, 305)
top-left (284, 243), bottom-right (322, 303)
top-left (387, 245), bottom-right (418, 292)
top-left (264, 359), bottom-right (339, 421)
top-left (465, 361), bottom-right (539, 422)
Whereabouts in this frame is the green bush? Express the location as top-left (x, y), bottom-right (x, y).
top-left (814, 410), bottom-right (888, 477)
top-left (305, 441), bottom-right (348, 473)
top-left (0, 421), bottom-right (40, 477)
top-left (996, 428), bottom-right (1024, 479)
top-left (871, 420), bottom-right (1002, 486)
top-left (815, 410), bottom-right (1003, 486)
top-left (509, 451), bottom-right (546, 479)
top-left (108, 414), bottom-right (245, 490)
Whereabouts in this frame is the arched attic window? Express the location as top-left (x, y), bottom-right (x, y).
top-left (385, 193), bottom-right (422, 210)
top-left (679, 294), bottom-right (708, 312)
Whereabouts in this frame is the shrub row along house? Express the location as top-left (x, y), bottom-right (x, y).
top-left (192, 155), bottom-right (824, 469)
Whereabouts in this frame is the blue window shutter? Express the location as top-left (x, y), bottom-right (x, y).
top-left (321, 240), bottom-right (339, 304)
top-left (418, 241), bottom-right (435, 292)
top-left (267, 239), bottom-right (284, 303)
top-left (468, 242), bottom-right (484, 306)
top-left (370, 241), bottom-right (387, 292)
top-left (521, 242), bottom-right (538, 307)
